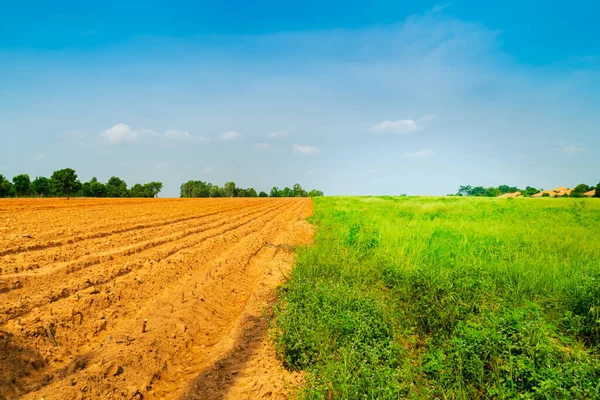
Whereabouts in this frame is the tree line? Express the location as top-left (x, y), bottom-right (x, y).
top-left (180, 180), bottom-right (323, 198)
top-left (452, 183), bottom-right (600, 198)
top-left (0, 168), bottom-right (163, 198)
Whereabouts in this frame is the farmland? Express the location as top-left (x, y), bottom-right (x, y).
top-left (0, 198), bottom-right (312, 399)
top-left (275, 196), bottom-right (600, 398)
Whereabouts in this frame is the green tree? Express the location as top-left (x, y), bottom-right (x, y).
top-left (470, 186), bottom-right (486, 196)
top-left (31, 176), bottom-right (51, 197)
top-left (144, 182), bottom-right (163, 198)
top-left (210, 185), bottom-right (222, 198)
top-left (88, 178), bottom-right (107, 197)
top-left (270, 186), bottom-right (281, 197)
top-left (485, 187), bottom-right (502, 197)
top-left (12, 174), bottom-right (31, 197)
top-left (0, 175), bottom-right (15, 198)
top-left (522, 186), bottom-right (540, 197)
top-left (50, 168), bottom-right (81, 199)
top-left (223, 182), bottom-right (236, 197)
top-left (106, 176), bottom-right (129, 197)
top-left (570, 183), bottom-right (591, 198)
top-left (247, 188), bottom-right (258, 197)
top-left (308, 189), bottom-right (324, 197)
top-left (237, 188), bottom-right (248, 197)
top-left (457, 185), bottom-right (473, 196)
top-left (281, 187), bottom-right (293, 197)
top-left (595, 182), bottom-right (600, 198)
top-left (259, 191), bottom-right (268, 197)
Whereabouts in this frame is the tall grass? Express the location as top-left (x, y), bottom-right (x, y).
top-left (275, 197), bottom-right (600, 399)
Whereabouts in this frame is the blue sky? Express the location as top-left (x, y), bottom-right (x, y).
top-left (1, 1), bottom-right (598, 196)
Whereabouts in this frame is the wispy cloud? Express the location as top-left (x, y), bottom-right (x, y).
top-left (164, 129), bottom-right (209, 142)
top-left (99, 124), bottom-right (209, 145)
top-left (563, 144), bottom-right (586, 154)
top-left (255, 143), bottom-right (276, 151)
top-left (100, 123), bottom-right (158, 144)
top-left (402, 149), bottom-right (433, 159)
top-left (371, 115), bottom-right (435, 134)
top-left (219, 130), bottom-right (241, 141)
top-left (292, 144), bottom-right (320, 155)
top-left (268, 131), bottom-right (289, 139)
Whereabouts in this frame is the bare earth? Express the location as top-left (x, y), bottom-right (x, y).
top-left (0, 198), bottom-right (313, 399)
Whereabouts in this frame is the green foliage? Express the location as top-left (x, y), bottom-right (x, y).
top-left (31, 176), bottom-right (51, 197)
top-left (485, 186), bottom-right (501, 197)
top-left (50, 168), bottom-right (81, 198)
top-left (12, 174), bottom-right (31, 196)
top-left (270, 186), bottom-right (281, 197)
top-left (0, 175), bottom-right (15, 198)
top-left (105, 176), bottom-right (128, 198)
top-left (0, 170), bottom-right (161, 198)
top-left (571, 183), bottom-right (592, 198)
top-left (595, 182), bottom-right (600, 198)
top-left (179, 181), bottom-right (323, 198)
top-left (276, 197), bottom-right (600, 398)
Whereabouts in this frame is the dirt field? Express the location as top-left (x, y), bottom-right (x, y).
top-left (0, 198), bottom-right (313, 399)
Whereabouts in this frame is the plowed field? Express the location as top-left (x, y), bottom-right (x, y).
top-left (0, 198), bottom-right (313, 399)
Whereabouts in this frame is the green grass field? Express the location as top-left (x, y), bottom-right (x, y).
top-left (275, 196), bottom-right (600, 399)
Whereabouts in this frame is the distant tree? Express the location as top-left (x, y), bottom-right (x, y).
top-left (594, 182), bottom-right (600, 198)
top-left (50, 168), bottom-right (81, 199)
top-left (281, 187), bottom-right (293, 197)
top-left (270, 186), bottom-right (281, 197)
top-left (522, 186), bottom-right (540, 197)
top-left (210, 185), bottom-right (222, 198)
top-left (31, 176), bottom-right (51, 197)
top-left (12, 174), bottom-right (31, 197)
top-left (237, 188), bottom-right (248, 197)
top-left (470, 186), bottom-right (486, 197)
top-left (0, 175), bottom-right (14, 198)
top-left (485, 187), bottom-right (502, 197)
top-left (259, 191), bottom-right (268, 198)
top-left (542, 192), bottom-right (550, 198)
top-left (308, 189), bottom-right (324, 197)
top-left (106, 176), bottom-right (129, 198)
top-left (144, 182), bottom-right (163, 198)
top-left (247, 188), bottom-right (258, 197)
top-left (88, 178), bottom-right (107, 197)
top-left (570, 183), bottom-right (592, 198)
top-left (457, 185), bottom-right (473, 196)
top-left (293, 183), bottom-right (307, 197)
top-left (223, 182), bottom-right (236, 197)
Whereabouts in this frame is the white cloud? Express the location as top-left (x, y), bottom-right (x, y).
top-left (219, 130), bottom-right (241, 141)
top-left (101, 123), bottom-right (140, 144)
top-left (255, 143), bottom-right (276, 151)
top-left (293, 144), bottom-right (320, 155)
top-left (268, 131), bottom-right (289, 139)
top-left (370, 114), bottom-right (435, 134)
top-left (563, 144), bottom-right (586, 154)
top-left (402, 149), bottom-right (433, 159)
top-left (164, 129), bottom-right (209, 142)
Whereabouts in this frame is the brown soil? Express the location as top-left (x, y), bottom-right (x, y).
top-left (0, 198), bottom-right (313, 399)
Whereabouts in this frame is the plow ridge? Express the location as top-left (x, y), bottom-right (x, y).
top-left (0, 198), bottom-right (312, 400)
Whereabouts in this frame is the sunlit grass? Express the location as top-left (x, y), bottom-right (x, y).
top-left (275, 196), bottom-right (600, 399)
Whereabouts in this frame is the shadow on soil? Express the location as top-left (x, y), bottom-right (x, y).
top-left (178, 310), bottom-right (276, 399)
